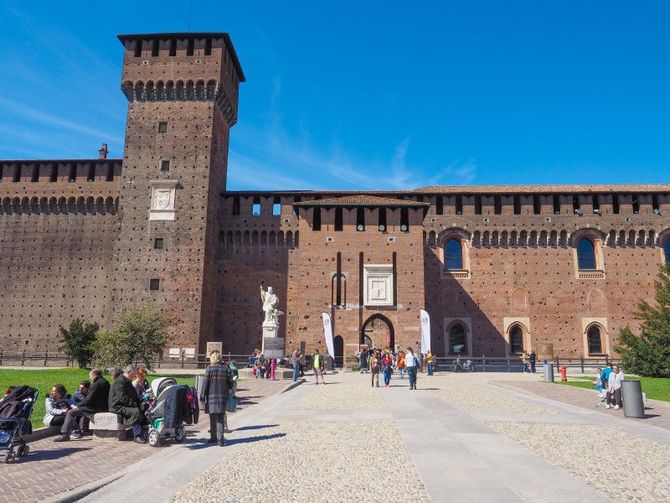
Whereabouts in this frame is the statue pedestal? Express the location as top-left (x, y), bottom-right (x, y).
top-left (262, 322), bottom-right (284, 359)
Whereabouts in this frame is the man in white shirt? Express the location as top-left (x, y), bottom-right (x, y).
top-left (606, 364), bottom-right (625, 409)
top-left (405, 347), bottom-right (418, 390)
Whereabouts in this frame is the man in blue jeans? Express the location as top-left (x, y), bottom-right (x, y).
top-left (291, 350), bottom-right (301, 382)
top-left (405, 347), bottom-right (418, 390)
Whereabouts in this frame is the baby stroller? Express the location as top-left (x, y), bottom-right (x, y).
top-left (0, 386), bottom-right (38, 463)
top-left (146, 377), bottom-right (198, 447)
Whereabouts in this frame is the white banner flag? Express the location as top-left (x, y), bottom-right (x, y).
top-left (419, 309), bottom-right (431, 354)
top-left (322, 313), bottom-right (335, 360)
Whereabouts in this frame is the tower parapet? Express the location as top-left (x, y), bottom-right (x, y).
top-left (117, 33), bottom-right (245, 125)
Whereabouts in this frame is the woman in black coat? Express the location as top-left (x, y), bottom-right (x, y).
top-left (200, 351), bottom-right (233, 446)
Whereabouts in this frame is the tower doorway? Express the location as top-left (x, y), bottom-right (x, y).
top-left (361, 314), bottom-right (395, 350)
top-left (334, 335), bottom-right (344, 367)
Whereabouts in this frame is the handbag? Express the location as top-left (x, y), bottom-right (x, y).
top-left (226, 394), bottom-right (237, 413)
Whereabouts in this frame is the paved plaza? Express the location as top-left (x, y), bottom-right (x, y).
top-left (64, 371), bottom-right (670, 502)
top-left (3, 371), bottom-right (669, 502)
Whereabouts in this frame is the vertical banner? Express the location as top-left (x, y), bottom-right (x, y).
top-left (419, 309), bottom-right (431, 354)
top-left (322, 312), bottom-right (335, 360)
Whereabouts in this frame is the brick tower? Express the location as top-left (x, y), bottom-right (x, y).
top-left (111, 33), bottom-right (244, 353)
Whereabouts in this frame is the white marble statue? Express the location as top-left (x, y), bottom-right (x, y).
top-left (260, 285), bottom-right (283, 325)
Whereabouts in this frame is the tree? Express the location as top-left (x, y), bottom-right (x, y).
top-left (91, 302), bottom-right (171, 370)
top-left (59, 319), bottom-right (99, 368)
top-left (616, 263), bottom-right (670, 377)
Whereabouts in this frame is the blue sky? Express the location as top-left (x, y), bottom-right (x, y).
top-left (0, 1), bottom-right (668, 190)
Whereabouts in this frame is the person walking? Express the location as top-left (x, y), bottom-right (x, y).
top-left (397, 351), bottom-right (406, 379)
top-left (312, 349), bottom-right (326, 385)
top-left (290, 350), bottom-right (301, 382)
top-left (425, 351), bottom-right (435, 376)
top-left (382, 352), bottom-right (393, 387)
top-left (200, 351), bottom-right (233, 446)
top-left (369, 350), bottom-right (381, 387)
top-left (405, 347), bottom-right (418, 390)
top-left (606, 364), bottom-right (625, 410)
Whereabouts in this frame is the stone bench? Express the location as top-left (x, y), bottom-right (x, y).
top-left (89, 412), bottom-right (130, 441)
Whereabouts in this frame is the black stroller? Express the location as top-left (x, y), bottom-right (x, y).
top-left (0, 386), bottom-right (39, 463)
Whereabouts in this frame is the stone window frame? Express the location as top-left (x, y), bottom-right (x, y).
top-left (363, 264), bottom-right (393, 307)
top-left (571, 229), bottom-right (606, 279)
top-left (581, 318), bottom-right (609, 357)
top-left (502, 318), bottom-right (531, 357)
top-left (438, 228), bottom-right (471, 279)
top-left (444, 318), bottom-right (473, 357)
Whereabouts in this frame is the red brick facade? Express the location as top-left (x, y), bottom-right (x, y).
top-left (1, 33), bottom-right (669, 362)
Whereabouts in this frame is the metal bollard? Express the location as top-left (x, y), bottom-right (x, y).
top-left (622, 381), bottom-right (645, 418)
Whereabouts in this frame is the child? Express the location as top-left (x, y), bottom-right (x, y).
top-left (593, 367), bottom-right (604, 397)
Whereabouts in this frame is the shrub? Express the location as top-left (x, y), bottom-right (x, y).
top-left (616, 264), bottom-right (670, 377)
top-left (59, 319), bottom-right (99, 368)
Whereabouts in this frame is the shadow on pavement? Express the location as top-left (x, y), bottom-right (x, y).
top-left (234, 424), bottom-right (279, 431)
top-left (29, 447), bottom-right (92, 461)
top-left (225, 433), bottom-right (285, 445)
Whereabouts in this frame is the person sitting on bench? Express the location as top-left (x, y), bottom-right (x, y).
top-left (109, 364), bottom-right (147, 443)
top-left (54, 369), bottom-right (110, 442)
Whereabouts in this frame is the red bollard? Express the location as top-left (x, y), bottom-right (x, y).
top-left (560, 366), bottom-right (567, 382)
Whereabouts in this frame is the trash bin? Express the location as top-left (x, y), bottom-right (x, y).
top-left (543, 362), bottom-right (554, 382)
top-left (622, 380), bottom-right (645, 418)
top-left (195, 374), bottom-right (206, 410)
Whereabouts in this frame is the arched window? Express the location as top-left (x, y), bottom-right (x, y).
top-left (449, 324), bottom-right (467, 355)
top-left (587, 325), bottom-right (603, 355)
top-left (509, 325), bottom-right (524, 354)
top-left (577, 238), bottom-right (596, 270)
top-left (444, 239), bottom-right (463, 270)
top-left (664, 238), bottom-right (670, 264)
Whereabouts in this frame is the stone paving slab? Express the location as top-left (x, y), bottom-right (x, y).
top-left (0, 378), bottom-right (292, 503)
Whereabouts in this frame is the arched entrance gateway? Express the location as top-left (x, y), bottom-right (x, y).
top-left (360, 314), bottom-right (395, 349)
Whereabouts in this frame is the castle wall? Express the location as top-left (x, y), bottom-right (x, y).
top-left (0, 160), bottom-right (121, 351)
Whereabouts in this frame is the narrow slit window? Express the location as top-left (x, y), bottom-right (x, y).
top-left (151, 39), bottom-right (159, 57)
top-left (494, 196), bottom-right (502, 215)
top-left (356, 207), bottom-right (365, 231)
top-left (313, 207), bottom-right (321, 231)
top-left (232, 196), bottom-right (240, 216)
top-left (252, 196), bottom-right (261, 216)
top-left (435, 196), bottom-right (443, 215)
top-left (592, 194), bottom-right (600, 213)
top-left (533, 195), bottom-right (541, 215)
top-left (652, 194), bottom-right (660, 213)
top-left (13, 165), bottom-right (21, 182)
top-left (169, 39), bottom-right (177, 56)
top-left (106, 164), bottom-right (114, 182)
top-left (378, 207), bottom-right (387, 231)
top-left (612, 194), bottom-right (620, 214)
top-left (160, 160), bottom-right (170, 172)
top-left (573, 195), bottom-right (581, 212)
top-left (455, 195), bottom-right (463, 215)
top-left (400, 208), bottom-right (409, 232)
top-left (51, 165), bottom-right (59, 182)
top-left (134, 40), bottom-right (143, 57)
top-left (334, 207), bottom-right (343, 231)
top-left (632, 195), bottom-right (640, 214)
top-left (204, 38), bottom-right (212, 56)
top-left (553, 194), bottom-right (561, 214)
top-left (475, 196), bottom-right (482, 215)
top-left (68, 164), bottom-right (76, 182)
top-left (187, 38), bottom-right (195, 56)
top-left (513, 195), bottom-right (521, 215)
top-left (272, 196), bottom-right (281, 216)
top-left (87, 164), bottom-right (95, 182)
top-left (32, 165), bottom-right (39, 182)
top-left (0, 164), bottom-right (4, 182)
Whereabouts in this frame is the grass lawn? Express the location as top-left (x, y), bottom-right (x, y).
top-left (0, 368), bottom-right (196, 429)
top-left (556, 375), bottom-right (670, 402)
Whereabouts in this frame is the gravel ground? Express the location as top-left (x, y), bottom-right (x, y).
top-left (173, 373), bottom-right (427, 503)
top-left (487, 421), bottom-right (670, 503)
top-left (429, 373), bottom-right (559, 416)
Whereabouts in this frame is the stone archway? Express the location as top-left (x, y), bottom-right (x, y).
top-left (360, 314), bottom-right (395, 349)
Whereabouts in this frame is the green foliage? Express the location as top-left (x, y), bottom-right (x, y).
top-left (615, 263), bottom-right (670, 377)
top-left (91, 302), bottom-right (171, 370)
top-left (59, 319), bottom-right (99, 368)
